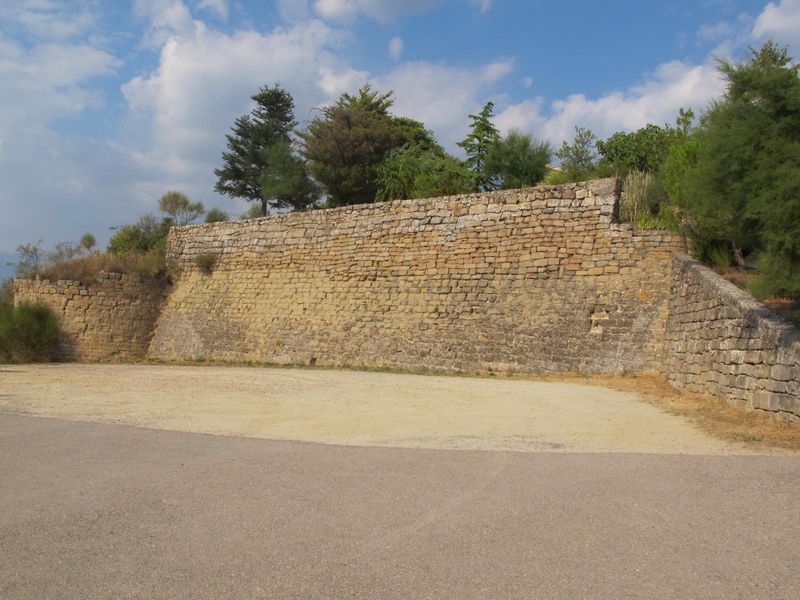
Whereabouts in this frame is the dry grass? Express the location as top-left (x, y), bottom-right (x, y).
top-left (34, 251), bottom-right (167, 283)
top-left (552, 373), bottom-right (800, 452)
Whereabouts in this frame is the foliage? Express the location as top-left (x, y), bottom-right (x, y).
top-left (240, 204), bottom-right (265, 220)
top-left (457, 101), bottom-right (500, 191)
top-left (619, 170), bottom-right (653, 224)
top-left (14, 241), bottom-right (44, 278)
top-left (159, 191), bottom-right (205, 225)
top-left (33, 250), bottom-right (167, 281)
top-left (195, 253), bottom-right (218, 274)
top-left (484, 129), bottom-right (552, 189)
top-left (205, 208), bottom-right (229, 223)
top-left (619, 171), bottom-right (680, 231)
top-left (376, 146), bottom-right (473, 201)
top-left (554, 126), bottom-right (600, 181)
top-left (668, 41), bottom-right (800, 295)
top-left (108, 215), bottom-right (170, 257)
top-left (597, 124), bottom-right (672, 176)
top-left (259, 141), bottom-right (319, 211)
top-left (301, 85), bottom-right (415, 206)
top-left (0, 279), bottom-right (12, 309)
top-left (80, 233), bottom-right (96, 252)
top-left (751, 252), bottom-right (800, 300)
top-left (0, 302), bottom-right (60, 363)
top-left (214, 84), bottom-right (298, 215)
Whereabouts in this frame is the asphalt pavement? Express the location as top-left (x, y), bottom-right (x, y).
top-left (2, 414), bottom-right (799, 599)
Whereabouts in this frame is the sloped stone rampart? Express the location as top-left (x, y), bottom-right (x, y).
top-left (148, 179), bottom-right (685, 374)
top-left (13, 273), bottom-right (168, 361)
top-left (664, 255), bottom-right (800, 421)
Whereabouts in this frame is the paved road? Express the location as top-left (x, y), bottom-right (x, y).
top-left (2, 414), bottom-right (799, 599)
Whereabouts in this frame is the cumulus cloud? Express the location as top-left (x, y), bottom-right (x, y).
top-left (495, 60), bottom-right (724, 144)
top-left (0, 22), bottom-right (123, 252)
top-left (0, 0), bottom-right (94, 39)
top-left (120, 16), bottom-right (368, 214)
top-left (134, 0), bottom-right (200, 47)
top-left (374, 59), bottom-right (513, 149)
top-left (388, 36), bottom-right (403, 60)
top-left (753, 0), bottom-right (800, 51)
top-left (312, 0), bottom-right (439, 23)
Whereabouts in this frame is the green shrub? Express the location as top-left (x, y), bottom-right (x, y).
top-left (750, 252), bottom-right (800, 301)
top-left (0, 279), bottom-right (13, 309)
top-left (706, 244), bottom-right (734, 270)
top-left (0, 302), bottom-right (60, 363)
top-left (205, 208), bottom-right (229, 223)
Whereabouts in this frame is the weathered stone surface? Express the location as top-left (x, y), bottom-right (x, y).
top-left (663, 255), bottom-right (800, 420)
top-left (148, 179), bottom-right (684, 375)
top-left (14, 178), bottom-right (798, 422)
top-left (13, 275), bottom-right (168, 361)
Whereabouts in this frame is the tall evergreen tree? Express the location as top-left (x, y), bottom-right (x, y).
top-left (457, 101), bottom-right (500, 191)
top-left (300, 85), bottom-right (425, 206)
top-left (214, 84), bottom-right (300, 215)
top-left (669, 42), bottom-right (800, 296)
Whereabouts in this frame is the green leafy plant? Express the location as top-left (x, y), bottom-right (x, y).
top-left (0, 302), bottom-right (60, 363)
top-left (205, 208), bottom-right (230, 223)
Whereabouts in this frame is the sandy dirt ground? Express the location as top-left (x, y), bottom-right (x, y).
top-left (0, 363), bottom-right (775, 455)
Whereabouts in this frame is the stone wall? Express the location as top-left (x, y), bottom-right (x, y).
top-left (664, 255), bottom-right (800, 421)
top-left (13, 273), bottom-right (168, 361)
top-left (149, 178), bottom-right (685, 374)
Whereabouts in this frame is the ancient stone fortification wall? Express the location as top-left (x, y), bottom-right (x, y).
top-left (13, 273), bottom-right (168, 361)
top-left (149, 179), bottom-right (685, 374)
top-left (664, 255), bottom-right (800, 421)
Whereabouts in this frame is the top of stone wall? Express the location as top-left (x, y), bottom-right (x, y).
top-left (14, 271), bottom-right (153, 288)
top-left (674, 253), bottom-right (800, 345)
top-left (174, 178), bottom-right (623, 237)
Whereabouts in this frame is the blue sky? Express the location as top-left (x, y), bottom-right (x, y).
top-left (1, 0), bottom-right (799, 272)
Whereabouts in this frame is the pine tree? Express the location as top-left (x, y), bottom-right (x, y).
top-left (214, 84), bottom-right (300, 215)
top-left (300, 85), bottom-right (411, 206)
top-left (457, 101), bottom-right (500, 191)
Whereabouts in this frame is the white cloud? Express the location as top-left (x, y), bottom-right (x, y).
top-left (496, 60), bottom-right (724, 144)
top-left (120, 16), bottom-right (367, 217)
top-left (0, 39), bottom-right (119, 133)
top-left (0, 23), bottom-right (123, 253)
top-left (312, 0), bottom-right (440, 23)
top-left (374, 59), bottom-right (513, 149)
top-left (470, 0), bottom-right (493, 14)
top-left (388, 36), bottom-right (403, 60)
top-left (134, 0), bottom-right (200, 47)
top-left (521, 76), bottom-right (533, 89)
top-left (0, 0), bottom-right (94, 39)
top-left (753, 0), bottom-right (800, 51)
